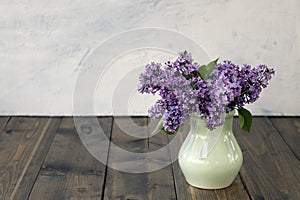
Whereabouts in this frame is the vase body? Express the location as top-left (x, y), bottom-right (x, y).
top-left (178, 112), bottom-right (243, 189)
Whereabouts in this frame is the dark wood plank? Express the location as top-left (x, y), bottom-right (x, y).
top-left (104, 117), bottom-right (149, 200)
top-left (0, 117), bottom-right (10, 134)
top-left (0, 117), bottom-right (10, 135)
top-left (172, 161), bottom-right (249, 200)
top-left (168, 124), bottom-right (250, 200)
top-left (234, 117), bottom-right (300, 200)
top-left (268, 117), bottom-right (300, 159)
top-left (103, 117), bottom-right (176, 199)
top-left (29, 117), bottom-right (113, 200)
top-left (1, 116), bottom-right (297, 199)
top-left (146, 118), bottom-right (176, 200)
top-left (12, 117), bottom-right (61, 200)
top-left (0, 117), bottom-right (59, 200)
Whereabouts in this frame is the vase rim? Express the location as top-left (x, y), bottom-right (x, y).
top-left (225, 110), bottom-right (235, 118)
top-left (191, 110), bottom-right (235, 119)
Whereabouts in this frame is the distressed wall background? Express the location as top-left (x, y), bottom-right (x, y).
top-left (0, 0), bottom-right (299, 115)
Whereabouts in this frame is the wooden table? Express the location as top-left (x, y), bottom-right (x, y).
top-left (0, 116), bottom-right (299, 200)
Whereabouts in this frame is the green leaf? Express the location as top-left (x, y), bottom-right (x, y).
top-left (162, 129), bottom-right (176, 135)
top-left (207, 57), bottom-right (219, 69)
top-left (197, 58), bottom-right (219, 81)
top-left (190, 82), bottom-right (196, 89)
top-left (197, 65), bottom-right (207, 80)
top-left (150, 117), bottom-right (164, 136)
top-left (241, 89), bottom-right (249, 95)
top-left (238, 108), bottom-right (253, 132)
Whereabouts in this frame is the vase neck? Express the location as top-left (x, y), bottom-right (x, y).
top-left (190, 111), bottom-right (234, 135)
top-left (222, 113), bottom-right (233, 132)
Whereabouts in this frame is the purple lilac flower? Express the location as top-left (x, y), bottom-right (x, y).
top-left (160, 89), bottom-right (182, 132)
top-left (138, 62), bottom-right (163, 94)
top-left (148, 99), bottom-right (165, 118)
top-left (205, 77), bottom-right (230, 129)
top-left (210, 61), bottom-right (275, 110)
top-left (166, 50), bottom-right (198, 75)
top-left (236, 64), bottom-right (275, 106)
top-left (138, 51), bottom-right (275, 133)
top-left (139, 51), bottom-right (200, 132)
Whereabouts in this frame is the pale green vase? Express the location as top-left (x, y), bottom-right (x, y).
top-left (178, 111), bottom-right (243, 189)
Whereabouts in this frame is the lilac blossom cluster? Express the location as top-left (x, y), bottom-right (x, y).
top-left (138, 51), bottom-right (275, 133)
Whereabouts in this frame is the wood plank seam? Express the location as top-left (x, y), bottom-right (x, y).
top-left (102, 117), bottom-right (176, 199)
top-left (100, 117), bottom-right (114, 200)
top-left (238, 173), bottom-right (252, 200)
top-left (6, 117), bottom-right (12, 127)
top-left (267, 117), bottom-right (300, 161)
top-left (166, 135), bottom-right (179, 200)
top-left (28, 117), bottom-right (113, 199)
top-left (147, 117), bottom-right (177, 200)
top-left (26, 118), bottom-right (62, 198)
top-left (1, 116), bottom-right (296, 199)
top-left (9, 119), bottom-right (52, 200)
top-left (0, 117), bottom-right (11, 135)
top-left (234, 117), bottom-right (300, 199)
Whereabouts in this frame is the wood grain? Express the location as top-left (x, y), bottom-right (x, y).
top-left (268, 117), bottom-right (300, 160)
top-left (29, 117), bottom-right (113, 200)
top-left (11, 117), bottom-right (61, 200)
top-left (0, 117), bottom-right (60, 200)
top-left (146, 118), bottom-right (176, 200)
top-left (103, 117), bottom-right (176, 200)
top-left (104, 117), bottom-right (149, 200)
top-left (0, 116), bottom-right (299, 199)
top-left (0, 117), bottom-right (10, 135)
top-left (234, 117), bottom-right (300, 200)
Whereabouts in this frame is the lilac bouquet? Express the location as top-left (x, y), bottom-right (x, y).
top-left (138, 51), bottom-right (275, 134)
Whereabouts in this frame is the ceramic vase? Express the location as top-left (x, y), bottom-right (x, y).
top-left (178, 111), bottom-right (243, 189)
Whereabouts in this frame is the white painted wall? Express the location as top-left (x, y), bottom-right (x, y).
top-left (0, 0), bottom-right (299, 115)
